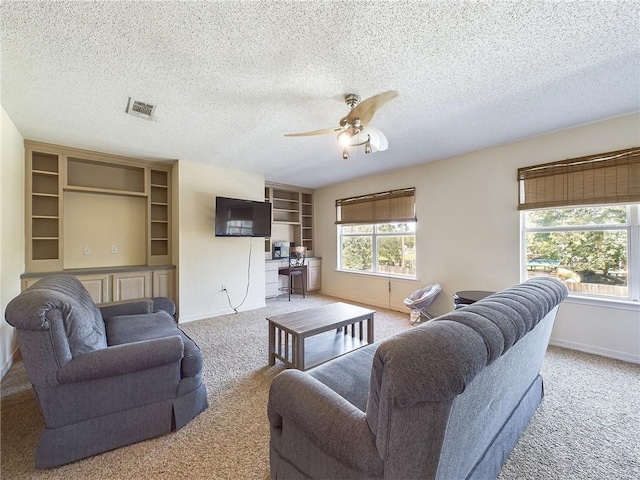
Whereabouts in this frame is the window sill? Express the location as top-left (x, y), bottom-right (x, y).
top-left (564, 294), bottom-right (640, 312)
top-left (335, 269), bottom-right (419, 283)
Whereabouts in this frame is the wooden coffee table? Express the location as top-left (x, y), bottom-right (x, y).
top-left (267, 302), bottom-right (375, 371)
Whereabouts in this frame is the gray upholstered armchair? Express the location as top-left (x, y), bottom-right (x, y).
top-left (4, 274), bottom-right (208, 468)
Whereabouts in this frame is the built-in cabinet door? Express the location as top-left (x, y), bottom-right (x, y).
top-left (75, 274), bottom-right (110, 304)
top-left (113, 271), bottom-right (152, 301)
top-left (152, 269), bottom-right (174, 298)
top-left (307, 259), bottom-right (321, 291)
top-left (265, 262), bottom-right (281, 298)
top-left (21, 278), bottom-right (40, 291)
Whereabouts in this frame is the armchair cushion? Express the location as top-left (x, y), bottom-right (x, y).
top-left (105, 311), bottom-right (203, 377)
top-left (56, 336), bottom-right (184, 384)
top-left (98, 299), bottom-right (153, 321)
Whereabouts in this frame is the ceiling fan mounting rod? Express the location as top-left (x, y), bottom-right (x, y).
top-left (344, 94), bottom-right (360, 109)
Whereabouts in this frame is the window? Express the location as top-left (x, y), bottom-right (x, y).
top-left (522, 205), bottom-right (639, 301)
top-left (335, 188), bottom-right (417, 278)
top-left (518, 147), bottom-right (640, 301)
top-left (339, 223), bottom-right (416, 277)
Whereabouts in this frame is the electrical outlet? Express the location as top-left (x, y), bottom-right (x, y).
top-left (111, 245), bottom-right (118, 254)
top-left (83, 246), bottom-right (91, 255)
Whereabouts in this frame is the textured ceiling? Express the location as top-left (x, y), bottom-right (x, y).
top-left (2, 1), bottom-right (639, 189)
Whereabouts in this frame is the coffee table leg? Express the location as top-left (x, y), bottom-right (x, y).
top-left (367, 314), bottom-right (374, 343)
top-left (268, 321), bottom-right (275, 366)
top-left (295, 335), bottom-right (305, 370)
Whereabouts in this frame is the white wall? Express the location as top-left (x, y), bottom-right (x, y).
top-left (315, 114), bottom-right (640, 363)
top-left (1, 106), bottom-right (25, 377)
top-left (63, 192), bottom-right (147, 268)
top-left (176, 160), bottom-right (266, 322)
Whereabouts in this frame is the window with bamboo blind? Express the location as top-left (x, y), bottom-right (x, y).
top-left (336, 188), bottom-right (417, 278)
top-left (519, 147), bottom-right (640, 301)
top-left (335, 187), bottom-right (416, 224)
top-left (518, 147), bottom-right (640, 210)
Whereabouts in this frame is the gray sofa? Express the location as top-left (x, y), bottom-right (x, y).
top-left (268, 277), bottom-right (568, 479)
top-left (4, 274), bottom-right (208, 468)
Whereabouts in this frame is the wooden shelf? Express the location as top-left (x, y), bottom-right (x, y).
top-left (276, 330), bottom-right (368, 370)
top-left (32, 192), bottom-right (59, 198)
top-left (64, 185), bottom-right (147, 197)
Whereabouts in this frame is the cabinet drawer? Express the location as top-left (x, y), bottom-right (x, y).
top-left (266, 268), bottom-right (279, 284)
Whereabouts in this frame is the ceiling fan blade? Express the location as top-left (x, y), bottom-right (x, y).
top-left (343, 90), bottom-right (398, 126)
top-left (284, 126), bottom-right (343, 137)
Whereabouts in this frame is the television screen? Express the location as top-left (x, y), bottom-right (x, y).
top-left (215, 196), bottom-right (272, 237)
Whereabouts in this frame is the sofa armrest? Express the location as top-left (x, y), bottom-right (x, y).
top-left (268, 370), bottom-right (382, 475)
top-left (57, 335), bottom-right (184, 384)
top-left (99, 299), bottom-right (153, 320)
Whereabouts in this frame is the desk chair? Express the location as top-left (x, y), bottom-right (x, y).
top-left (279, 246), bottom-right (306, 301)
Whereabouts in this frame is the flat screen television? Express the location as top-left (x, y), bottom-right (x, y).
top-left (215, 196), bottom-right (272, 237)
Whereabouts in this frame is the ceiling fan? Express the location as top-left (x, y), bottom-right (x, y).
top-left (285, 91), bottom-right (398, 159)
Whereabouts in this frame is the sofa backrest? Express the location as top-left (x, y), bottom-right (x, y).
top-left (5, 274), bottom-right (107, 383)
top-left (365, 277), bottom-right (567, 478)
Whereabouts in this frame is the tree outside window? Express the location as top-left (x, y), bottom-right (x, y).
top-left (523, 206), bottom-right (634, 298)
top-left (340, 223), bottom-right (416, 277)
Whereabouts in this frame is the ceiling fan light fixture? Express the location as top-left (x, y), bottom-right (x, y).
top-left (284, 90), bottom-right (398, 159)
top-left (338, 129), bottom-right (372, 157)
top-left (337, 131), bottom-right (351, 147)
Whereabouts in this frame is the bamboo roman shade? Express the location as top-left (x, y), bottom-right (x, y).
top-left (335, 188), bottom-right (416, 224)
top-left (517, 147), bottom-right (640, 210)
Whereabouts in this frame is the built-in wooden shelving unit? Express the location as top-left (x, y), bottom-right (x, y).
top-left (24, 140), bottom-right (174, 272)
top-left (264, 183), bottom-right (314, 255)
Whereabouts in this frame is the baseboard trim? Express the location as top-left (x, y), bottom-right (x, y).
top-left (549, 338), bottom-right (640, 364)
top-left (319, 288), bottom-right (406, 314)
top-left (178, 301), bottom-right (266, 323)
top-left (1, 345), bottom-right (21, 380)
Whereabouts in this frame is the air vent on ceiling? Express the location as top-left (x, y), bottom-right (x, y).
top-left (126, 97), bottom-right (157, 120)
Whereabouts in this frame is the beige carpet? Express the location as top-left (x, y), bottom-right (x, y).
top-left (2, 293), bottom-right (639, 479)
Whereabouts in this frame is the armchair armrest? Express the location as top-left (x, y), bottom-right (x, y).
top-left (99, 299), bottom-right (153, 320)
top-left (268, 370), bottom-right (382, 475)
top-left (57, 335), bottom-right (184, 384)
